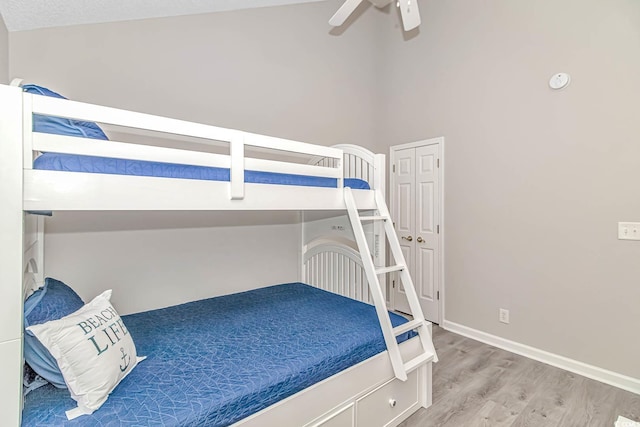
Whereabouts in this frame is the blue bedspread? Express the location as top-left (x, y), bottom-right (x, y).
top-left (33, 153), bottom-right (370, 189)
top-left (22, 283), bottom-right (414, 426)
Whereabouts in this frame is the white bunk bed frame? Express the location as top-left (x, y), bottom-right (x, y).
top-left (0, 82), bottom-right (435, 427)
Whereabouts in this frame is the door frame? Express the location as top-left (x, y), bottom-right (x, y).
top-left (389, 137), bottom-right (445, 325)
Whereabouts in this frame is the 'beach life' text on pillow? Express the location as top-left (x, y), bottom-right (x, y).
top-left (78, 302), bottom-right (131, 359)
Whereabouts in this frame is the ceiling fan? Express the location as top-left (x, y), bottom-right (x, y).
top-left (329, 0), bottom-right (420, 31)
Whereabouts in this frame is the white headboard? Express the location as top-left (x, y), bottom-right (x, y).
top-left (24, 214), bottom-right (45, 299)
top-left (302, 237), bottom-right (373, 305)
top-left (303, 144), bottom-right (386, 305)
top-left (310, 144), bottom-right (385, 193)
top-left (336, 144), bottom-right (376, 186)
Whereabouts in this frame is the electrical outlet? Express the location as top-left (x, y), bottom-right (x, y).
top-left (499, 308), bottom-right (510, 324)
top-left (618, 222), bottom-right (640, 241)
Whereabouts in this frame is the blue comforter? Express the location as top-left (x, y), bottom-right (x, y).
top-left (22, 283), bottom-right (414, 426)
top-left (34, 153), bottom-right (370, 189)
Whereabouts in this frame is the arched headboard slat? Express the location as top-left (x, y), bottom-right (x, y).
top-left (302, 239), bottom-right (373, 305)
top-left (309, 144), bottom-right (384, 192)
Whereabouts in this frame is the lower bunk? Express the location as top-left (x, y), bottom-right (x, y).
top-left (22, 282), bottom-right (431, 426)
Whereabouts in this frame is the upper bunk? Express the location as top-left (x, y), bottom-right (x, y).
top-left (0, 83), bottom-right (384, 212)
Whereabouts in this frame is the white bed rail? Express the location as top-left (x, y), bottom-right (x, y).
top-left (302, 237), bottom-right (374, 305)
top-left (25, 92), bottom-right (345, 199)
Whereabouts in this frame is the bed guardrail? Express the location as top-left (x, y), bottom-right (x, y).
top-left (23, 92), bottom-right (345, 200)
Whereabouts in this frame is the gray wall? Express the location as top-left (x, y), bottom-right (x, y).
top-left (10, 0), bottom-right (379, 314)
top-left (43, 212), bottom-right (301, 314)
top-left (10, 0), bottom-right (378, 146)
top-left (0, 13), bottom-right (7, 84)
top-left (378, 0), bottom-right (640, 379)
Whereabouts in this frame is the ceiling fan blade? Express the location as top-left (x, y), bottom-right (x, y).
top-left (329, 0), bottom-right (365, 26)
top-left (397, 0), bottom-right (421, 31)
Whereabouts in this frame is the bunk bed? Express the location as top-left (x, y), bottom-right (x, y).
top-left (0, 82), bottom-right (436, 426)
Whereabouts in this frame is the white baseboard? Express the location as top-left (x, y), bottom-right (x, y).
top-left (442, 320), bottom-right (640, 396)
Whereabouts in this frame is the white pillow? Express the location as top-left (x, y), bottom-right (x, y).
top-left (27, 289), bottom-right (145, 420)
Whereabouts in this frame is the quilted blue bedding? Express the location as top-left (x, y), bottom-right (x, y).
top-left (22, 283), bottom-right (415, 426)
top-left (33, 153), bottom-right (370, 189)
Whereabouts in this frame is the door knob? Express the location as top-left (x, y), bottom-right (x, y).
top-left (417, 236), bottom-right (424, 243)
top-left (402, 236), bottom-right (413, 242)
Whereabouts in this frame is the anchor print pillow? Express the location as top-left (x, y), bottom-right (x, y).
top-left (27, 289), bottom-right (145, 420)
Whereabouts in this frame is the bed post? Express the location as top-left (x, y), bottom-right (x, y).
top-left (374, 153), bottom-right (386, 197)
top-left (373, 154), bottom-right (387, 300)
top-left (230, 133), bottom-right (245, 200)
top-left (299, 211), bottom-right (305, 283)
top-left (0, 83), bottom-right (26, 426)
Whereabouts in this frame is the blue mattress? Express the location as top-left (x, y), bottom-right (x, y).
top-left (22, 283), bottom-right (415, 426)
top-left (33, 153), bottom-right (370, 189)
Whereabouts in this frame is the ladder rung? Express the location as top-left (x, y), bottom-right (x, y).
top-left (375, 265), bottom-right (405, 275)
top-left (393, 319), bottom-right (423, 336)
top-left (359, 215), bottom-right (389, 222)
top-left (403, 352), bottom-right (434, 373)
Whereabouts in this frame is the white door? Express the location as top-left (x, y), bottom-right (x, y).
top-left (393, 148), bottom-right (415, 316)
top-left (391, 139), bottom-right (442, 324)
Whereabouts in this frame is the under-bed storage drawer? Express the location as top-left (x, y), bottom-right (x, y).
top-left (356, 369), bottom-right (419, 427)
top-left (307, 403), bottom-right (355, 427)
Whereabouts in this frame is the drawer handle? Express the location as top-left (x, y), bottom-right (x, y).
top-left (389, 398), bottom-right (397, 408)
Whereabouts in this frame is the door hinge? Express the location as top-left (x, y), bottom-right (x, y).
top-left (392, 280), bottom-right (396, 289)
top-left (437, 225), bottom-right (440, 234)
top-left (437, 158), bottom-right (440, 168)
top-left (393, 164), bottom-right (396, 173)
top-left (437, 291), bottom-right (440, 300)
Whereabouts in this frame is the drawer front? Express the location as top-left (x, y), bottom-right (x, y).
top-left (308, 403), bottom-right (354, 427)
top-left (356, 370), bottom-right (419, 427)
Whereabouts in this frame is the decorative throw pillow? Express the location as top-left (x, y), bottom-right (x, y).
top-left (27, 290), bottom-right (145, 420)
top-left (24, 277), bottom-right (85, 388)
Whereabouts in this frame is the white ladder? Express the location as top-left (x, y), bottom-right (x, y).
top-left (344, 187), bottom-right (438, 381)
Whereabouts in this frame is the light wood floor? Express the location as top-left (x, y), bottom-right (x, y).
top-left (400, 326), bottom-right (640, 427)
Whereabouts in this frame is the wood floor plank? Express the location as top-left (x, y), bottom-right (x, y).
top-left (401, 344), bottom-right (533, 426)
top-left (479, 357), bottom-right (547, 426)
top-left (510, 366), bottom-right (580, 427)
top-left (611, 387), bottom-right (640, 423)
top-left (463, 400), bottom-right (498, 427)
top-left (401, 326), bottom-right (640, 427)
top-left (430, 335), bottom-right (487, 403)
top-left (428, 345), bottom-right (498, 413)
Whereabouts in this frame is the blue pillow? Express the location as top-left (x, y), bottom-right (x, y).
top-left (24, 277), bottom-right (85, 388)
top-left (22, 84), bottom-right (109, 140)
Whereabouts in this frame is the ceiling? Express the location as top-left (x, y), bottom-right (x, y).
top-left (0, 0), bottom-right (325, 32)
